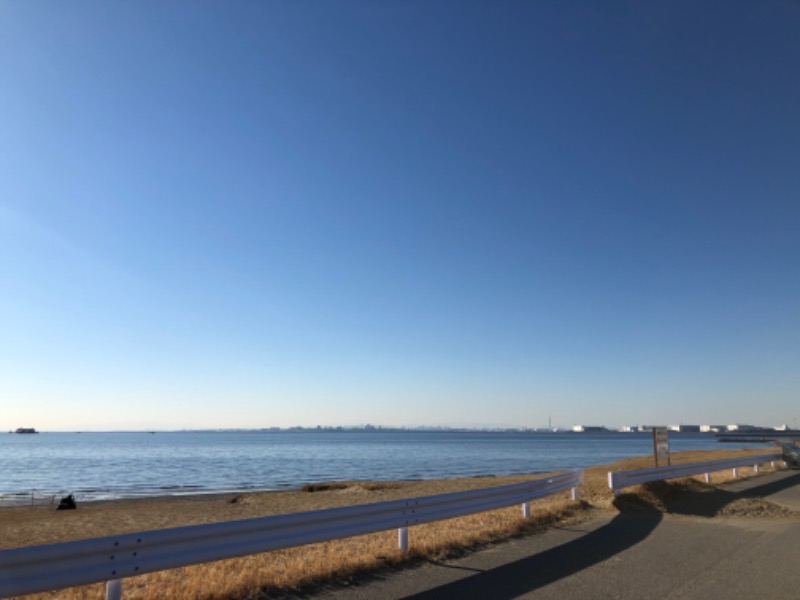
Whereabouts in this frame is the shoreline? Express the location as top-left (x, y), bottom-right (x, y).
top-left (0, 472), bottom-right (547, 508)
top-left (2, 443), bottom-right (773, 507)
top-left (0, 446), bottom-right (775, 551)
top-left (0, 447), bottom-right (782, 599)
top-left (1, 430), bottom-right (763, 508)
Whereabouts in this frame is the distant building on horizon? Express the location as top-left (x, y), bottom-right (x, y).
top-left (700, 425), bottom-right (726, 433)
top-left (668, 425), bottom-right (701, 432)
top-left (572, 425), bottom-right (607, 432)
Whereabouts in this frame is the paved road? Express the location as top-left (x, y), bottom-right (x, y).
top-left (314, 470), bottom-right (800, 600)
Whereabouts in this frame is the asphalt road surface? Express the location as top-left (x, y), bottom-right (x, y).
top-left (313, 470), bottom-right (800, 600)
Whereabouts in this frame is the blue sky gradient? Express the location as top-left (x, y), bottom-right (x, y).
top-left (2, 1), bottom-right (798, 430)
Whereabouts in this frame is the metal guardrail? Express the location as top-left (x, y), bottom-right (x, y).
top-left (607, 453), bottom-right (783, 494)
top-left (0, 470), bottom-right (582, 599)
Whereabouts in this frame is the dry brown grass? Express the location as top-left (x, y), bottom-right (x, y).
top-left (4, 446), bottom-right (781, 600)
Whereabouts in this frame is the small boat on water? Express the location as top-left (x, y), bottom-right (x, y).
top-left (13, 427), bottom-right (38, 434)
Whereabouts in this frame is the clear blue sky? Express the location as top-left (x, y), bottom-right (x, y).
top-left (2, 1), bottom-right (798, 431)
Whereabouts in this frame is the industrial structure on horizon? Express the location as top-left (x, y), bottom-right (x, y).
top-left (571, 424), bottom-right (792, 433)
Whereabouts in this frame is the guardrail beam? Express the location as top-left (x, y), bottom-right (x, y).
top-left (608, 453), bottom-right (781, 493)
top-left (0, 470), bottom-right (583, 598)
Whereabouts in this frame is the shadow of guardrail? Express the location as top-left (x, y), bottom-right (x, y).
top-left (401, 508), bottom-right (663, 600)
top-left (398, 472), bottom-right (800, 600)
top-left (736, 470), bottom-right (800, 500)
top-left (619, 470), bottom-right (800, 518)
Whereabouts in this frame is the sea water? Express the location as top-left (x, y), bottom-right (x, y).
top-left (0, 430), bottom-right (759, 504)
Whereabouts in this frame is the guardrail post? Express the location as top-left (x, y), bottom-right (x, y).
top-left (398, 527), bottom-right (408, 552)
top-left (571, 486), bottom-right (579, 501)
top-left (607, 472), bottom-right (619, 496)
top-left (105, 579), bottom-right (122, 600)
top-left (704, 473), bottom-right (710, 484)
top-left (754, 464), bottom-right (760, 473)
top-left (732, 468), bottom-right (738, 479)
top-left (771, 461), bottom-right (775, 469)
top-left (521, 502), bottom-right (530, 518)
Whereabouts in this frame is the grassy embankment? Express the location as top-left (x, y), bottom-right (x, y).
top-left (2, 447), bottom-right (783, 600)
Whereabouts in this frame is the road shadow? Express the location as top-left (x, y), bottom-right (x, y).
top-left (616, 471), bottom-right (800, 518)
top-left (401, 508), bottom-right (662, 600)
top-left (737, 471), bottom-right (800, 500)
top-left (399, 473), bottom-right (800, 600)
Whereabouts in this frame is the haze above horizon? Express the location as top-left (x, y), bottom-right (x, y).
top-left (2, 1), bottom-right (798, 431)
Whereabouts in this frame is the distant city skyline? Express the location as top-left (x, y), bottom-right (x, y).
top-left (7, 420), bottom-right (797, 435)
top-left (2, 2), bottom-right (799, 431)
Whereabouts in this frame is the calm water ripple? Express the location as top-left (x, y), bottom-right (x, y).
top-left (0, 430), bottom-right (759, 504)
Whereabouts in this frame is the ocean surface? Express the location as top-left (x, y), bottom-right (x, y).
top-left (0, 430), bottom-right (760, 505)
